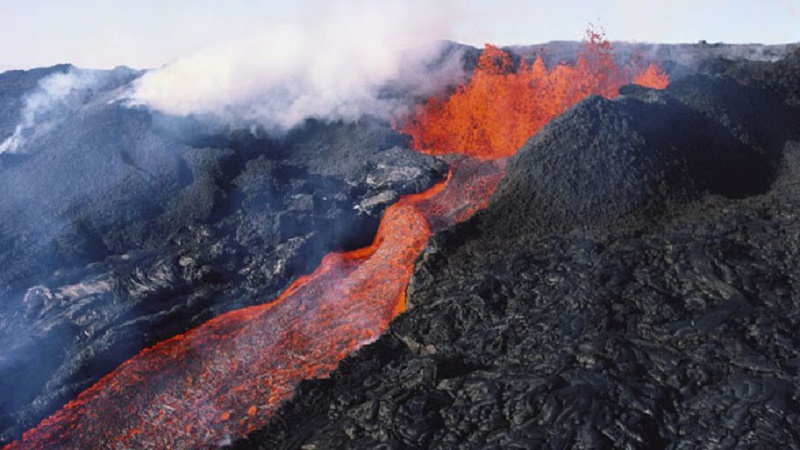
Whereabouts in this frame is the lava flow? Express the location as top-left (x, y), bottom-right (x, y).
top-left (5, 157), bottom-right (505, 450)
top-left (6, 30), bottom-right (667, 450)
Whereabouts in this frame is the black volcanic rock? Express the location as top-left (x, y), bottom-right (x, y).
top-left (3, 43), bottom-right (800, 448)
top-left (700, 47), bottom-right (800, 107)
top-left (235, 56), bottom-right (800, 449)
top-left (477, 74), bottom-right (795, 240)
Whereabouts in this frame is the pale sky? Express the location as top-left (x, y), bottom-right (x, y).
top-left (1, 0), bottom-right (799, 71)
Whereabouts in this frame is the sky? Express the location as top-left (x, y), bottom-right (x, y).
top-left (1, 0), bottom-right (799, 71)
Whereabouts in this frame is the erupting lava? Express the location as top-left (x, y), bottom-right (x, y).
top-left (6, 30), bottom-right (667, 450)
top-left (404, 30), bottom-right (669, 158)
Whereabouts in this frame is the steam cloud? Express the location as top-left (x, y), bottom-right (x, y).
top-left (0, 68), bottom-right (106, 154)
top-left (127, 1), bottom-right (465, 132)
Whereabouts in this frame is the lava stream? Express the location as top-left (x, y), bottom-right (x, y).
top-left (5, 157), bottom-right (505, 450)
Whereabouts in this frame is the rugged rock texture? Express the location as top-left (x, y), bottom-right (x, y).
top-left (0, 68), bottom-right (446, 444)
top-left (235, 52), bottom-right (800, 449)
top-left (2, 43), bottom-right (799, 448)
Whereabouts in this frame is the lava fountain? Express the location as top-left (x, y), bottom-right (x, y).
top-left (403, 30), bottom-right (668, 158)
top-left (5, 30), bottom-right (667, 450)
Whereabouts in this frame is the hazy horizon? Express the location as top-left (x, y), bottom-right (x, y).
top-left (1, 0), bottom-right (799, 72)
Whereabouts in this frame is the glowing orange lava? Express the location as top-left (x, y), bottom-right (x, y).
top-left (4, 157), bottom-right (505, 450)
top-left (402, 30), bottom-right (670, 159)
top-left (632, 62), bottom-right (670, 89)
top-left (5, 29), bottom-right (667, 450)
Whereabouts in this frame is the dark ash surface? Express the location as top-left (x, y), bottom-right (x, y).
top-left (235, 50), bottom-right (800, 450)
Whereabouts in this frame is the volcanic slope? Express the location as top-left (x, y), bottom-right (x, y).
top-left (235, 51), bottom-right (800, 449)
top-left (0, 65), bottom-right (446, 444)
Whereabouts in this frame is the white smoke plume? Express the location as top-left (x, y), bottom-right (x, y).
top-left (127, 0), bottom-right (466, 132)
top-left (0, 68), bottom-right (105, 154)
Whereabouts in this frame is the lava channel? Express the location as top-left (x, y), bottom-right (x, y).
top-left (5, 157), bottom-right (505, 450)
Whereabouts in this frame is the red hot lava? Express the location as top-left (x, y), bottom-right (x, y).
top-left (6, 30), bottom-right (667, 450)
top-left (403, 30), bottom-right (669, 159)
top-left (5, 158), bottom-right (505, 450)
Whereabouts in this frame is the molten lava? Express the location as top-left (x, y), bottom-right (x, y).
top-left (6, 29), bottom-right (668, 450)
top-left (632, 62), bottom-right (670, 90)
top-left (403, 30), bottom-right (670, 159)
top-left (5, 158), bottom-right (505, 450)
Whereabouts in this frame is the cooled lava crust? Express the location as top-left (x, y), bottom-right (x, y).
top-left (0, 87), bottom-right (447, 444)
top-left (234, 50), bottom-right (800, 449)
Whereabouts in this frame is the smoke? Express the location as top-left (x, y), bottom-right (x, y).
top-left (127, 1), bottom-right (466, 132)
top-left (0, 68), bottom-right (106, 154)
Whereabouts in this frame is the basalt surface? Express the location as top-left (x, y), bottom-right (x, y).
top-left (235, 51), bottom-right (800, 449)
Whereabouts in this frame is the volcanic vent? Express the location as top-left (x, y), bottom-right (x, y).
top-left (3, 31), bottom-right (675, 449)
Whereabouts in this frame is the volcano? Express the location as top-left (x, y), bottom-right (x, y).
top-left (1, 32), bottom-right (800, 450)
top-left (233, 46), bottom-right (800, 449)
